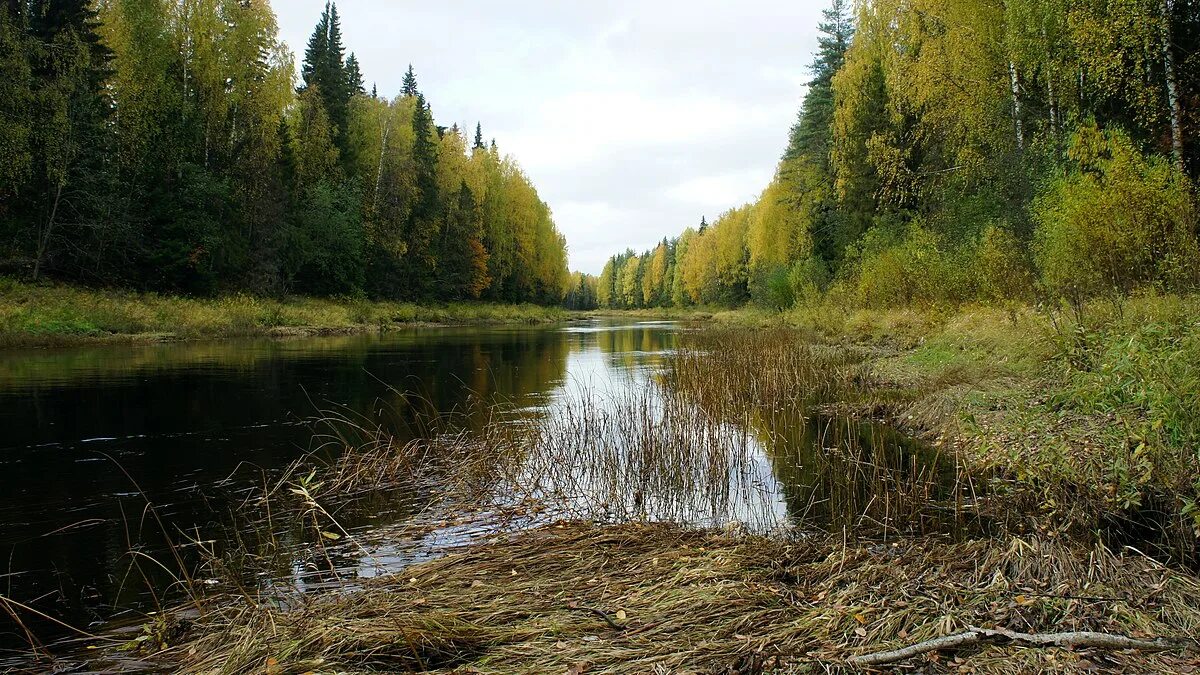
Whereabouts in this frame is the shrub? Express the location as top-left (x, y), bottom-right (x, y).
top-left (850, 224), bottom-right (976, 307)
top-left (1033, 127), bottom-right (1200, 307)
top-left (757, 265), bottom-right (795, 310)
top-left (788, 256), bottom-right (831, 305)
top-left (975, 224), bottom-right (1035, 303)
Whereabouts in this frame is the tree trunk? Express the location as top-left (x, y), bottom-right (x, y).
top-left (33, 180), bottom-right (65, 282)
top-left (1161, 0), bottom-right (1184, 172)
top-left (1009, 61), bottom-right (1025, 151)
top-left (373, 121), bottom-right (391, 215)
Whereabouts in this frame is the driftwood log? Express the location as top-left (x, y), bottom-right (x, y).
top-left (848, 626), bottom-right (1179, 667)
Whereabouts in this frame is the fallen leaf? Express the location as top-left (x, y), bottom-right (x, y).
top-left (855, 627), bottom-right (868, 637)
top-left (615, 609), bottom-right (627, 621)
top-left (319, 531), bottom-right (341, 541)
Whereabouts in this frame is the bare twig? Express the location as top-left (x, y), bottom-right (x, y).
top-left (848, 626), bottom-right (1179, 667)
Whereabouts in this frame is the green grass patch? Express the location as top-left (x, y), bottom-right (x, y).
top-left (0, 279), bottom-right (572, 348)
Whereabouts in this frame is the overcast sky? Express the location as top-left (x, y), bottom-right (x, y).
top-left (275, 1), bottom-right (825, 274)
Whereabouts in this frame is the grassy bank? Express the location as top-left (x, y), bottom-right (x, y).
top-left (0, 279), bottom-right (571, 348)
top-left (655, 295), bottom-right (1200, 553)
top-left (48, 295), bottom-right (1200, 672)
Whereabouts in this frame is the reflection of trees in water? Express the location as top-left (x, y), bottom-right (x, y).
top-left (744, 408), bottom-right (969, 538)
top-left (0, 326), bottom-right (581, 652)
top-left (501, 378), bottom-right (788, 531)
top-left (364, 328), bottom-right (572, 439)
top-left (594, 326), bottom-right (678, 372)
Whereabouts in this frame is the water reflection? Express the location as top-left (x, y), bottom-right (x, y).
top-left (0, 318), bottom-right (956, 663)
top-left (0, 324), bottom-right (586, 652)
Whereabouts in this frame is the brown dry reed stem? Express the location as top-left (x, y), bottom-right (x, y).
top-left (154, 522), bottom-right (1199, 674)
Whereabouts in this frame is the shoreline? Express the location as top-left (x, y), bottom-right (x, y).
top-left (11, 288), bottom-right (1200, 672)
top-left (91, 522), bottom-right (1200, 673)
top-left (0, 280), bottom-right (581, 349)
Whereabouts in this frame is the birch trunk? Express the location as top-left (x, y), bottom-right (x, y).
top-left (1160, 0), bottom-right (1184, 171)
top-left (1009, 61), bottom-right (1025, 151)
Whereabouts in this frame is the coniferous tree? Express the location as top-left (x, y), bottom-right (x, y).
top-left (474, 122), bottom-right (484, 150)
top-left (0, 4), bottom-right (33, 225)
top-left (300, 2), bottom-right (350, 156)
top-left (783, 0), bottom-right (853, 163)
top-left (300, 3), bottom-right (329, 89)
top-left (345, 52), bottom-right (364, 96)
top-left (406, 88), bottom-right (440, 295)
top-left (23, 0), bottom-right (115, 281)
top-left (401, 64), bottom-right (418, 97)
top-left (780, 0), bottom-right (854, 268)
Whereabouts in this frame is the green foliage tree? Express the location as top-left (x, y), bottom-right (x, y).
top-left (0, 0), bottom-right (569, 307)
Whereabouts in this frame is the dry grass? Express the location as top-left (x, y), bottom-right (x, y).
top-left (140, 522), bottom-right (1199, 674)
top-left (0, 278), bottom-right (569, 348)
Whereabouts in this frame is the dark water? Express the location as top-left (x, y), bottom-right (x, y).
top-left (0, 320), bottom-right (955, 664)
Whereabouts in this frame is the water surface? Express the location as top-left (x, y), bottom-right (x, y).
top-left (0, 319), bottom-right (951, 663)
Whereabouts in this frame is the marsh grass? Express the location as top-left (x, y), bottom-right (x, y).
top-left (0, 279), bottom-right (569, 348)
top-left (141, 522), bottom-right (1200, 674)
top-left (27, 307), bottom-right (1200, 672)
top-left (678, 296), bottom-right (1200, 562)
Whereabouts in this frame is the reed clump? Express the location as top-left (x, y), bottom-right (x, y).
top-left (144, 521), bottom-right (1199, 674)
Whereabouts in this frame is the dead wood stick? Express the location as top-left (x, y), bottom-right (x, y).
top-left (848, 626), bottom-right (1178, 667)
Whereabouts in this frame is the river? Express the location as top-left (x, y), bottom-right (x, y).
top-left (0, 319), bottom-right (951, 664)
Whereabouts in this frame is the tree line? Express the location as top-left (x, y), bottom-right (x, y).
top-left (599, 0), bottom-right (1199, 311)
top-left (0, 0), bottom-right (571, 304)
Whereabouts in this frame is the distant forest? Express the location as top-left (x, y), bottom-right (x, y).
top-left (0, 1), bottom-right (571, 304)
top-left (598, 0), bottom-right (1200, 312)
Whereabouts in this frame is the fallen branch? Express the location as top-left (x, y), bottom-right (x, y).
top-left (848, 626), bottom-right (1179, 667)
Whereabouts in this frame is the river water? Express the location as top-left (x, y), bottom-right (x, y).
top-left (0, 319), bottom-right (951, 664)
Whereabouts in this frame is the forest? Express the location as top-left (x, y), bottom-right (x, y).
top-left (0, 0), bottom-right (571, 304)
top-left (597, 0), bottom-right (1199, 313)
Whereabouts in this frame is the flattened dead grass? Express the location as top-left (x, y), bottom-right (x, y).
top-left (156, 522), bottom-right (1199, 674)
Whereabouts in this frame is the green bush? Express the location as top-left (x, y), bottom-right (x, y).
top-left (788, 256), bottom-right (830, 305)
top-left (1034, 127), bottom-right (1200, 306)
top-left (850, 224), bottom-right (976, 307)
top-left (755, 265), bottom-right (795, 310)
top-left (975, 224), bottom-right (1035, 303)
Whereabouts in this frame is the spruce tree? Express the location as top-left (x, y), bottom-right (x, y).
top-left (300, 2), bottom-right (350, 156)
top-left (474, 122), bottom-right (484, 150)
top-left (24, 0), bottom-right (115, 280)
top-left (406, 91), bottom-right (440, 296)
top-left (783, 0), bottom-right (853, 162)
top-left (300, 3), bottom-right (330, 89)
top-left (345, 52), bottom-right (365, 96)
top-left (402, 64), bottom-right (418, 97)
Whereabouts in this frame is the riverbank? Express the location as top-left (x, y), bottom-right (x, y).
top-left (610, 294), bottom-right (1200, 550)
top-left (35, 295), bottom-right (1200, 672)
top-left (0, 280), bottom-right (572, 348)
top-left (116, 522), bottom-right (1200, 673)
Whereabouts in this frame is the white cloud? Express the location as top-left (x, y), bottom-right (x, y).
top-left (274, 1), bottom-right (825, 273)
